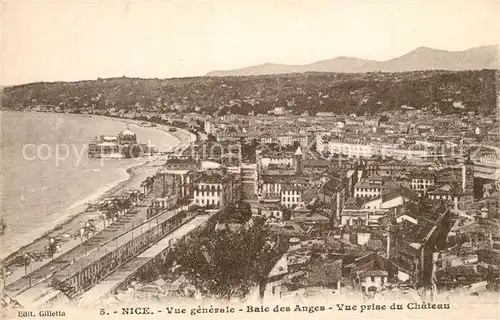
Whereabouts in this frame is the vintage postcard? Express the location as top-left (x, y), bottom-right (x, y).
top-left (0, 1), bottom-right (499, 319)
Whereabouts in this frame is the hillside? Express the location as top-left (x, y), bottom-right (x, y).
top-left (2, 70), bottom-right (497, 116)
top-left (205, 46), bottom-right (498, 76)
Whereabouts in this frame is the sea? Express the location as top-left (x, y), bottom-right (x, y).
top-left (0, 111), bottom-right (180, 259)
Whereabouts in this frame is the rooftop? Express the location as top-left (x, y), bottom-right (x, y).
top-left (358, 270), bottom-right (388, 278)
top-left (199, 169), bottom-right (231, 183)
top-left (120, 129), bottom-right (136, 136)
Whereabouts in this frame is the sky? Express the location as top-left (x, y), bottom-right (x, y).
top-left (1, 1), bottom-right (499, 85)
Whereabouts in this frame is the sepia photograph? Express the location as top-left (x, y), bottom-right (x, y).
top-left (0, 1), bottom-right (499, 319)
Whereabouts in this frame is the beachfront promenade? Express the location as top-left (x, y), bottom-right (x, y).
top-left (5, 207), bottom-right (145, 287)
top-left (78, 214), bottom-right (212, 306)
top-left (2, 125), bottom-right (198, 305)
top-left (5, 203), bottom-right (191, 307)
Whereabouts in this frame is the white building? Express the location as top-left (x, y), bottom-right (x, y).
top-left (260, 156), bottom-right (294, 169)
top-left (315, 133), bottom-right (329, 154)
top-left (204, 120), bottom-right (212, 134)
top-left (281, 186), bottom-right (304, 208)
top-left (358, 270), bottom-right (389, 294)
top-left (256, 203), bottom-right (284, 220)
top-left (260, 133), bottom-right (313, 148)
top-left (410, 174), bottom-right (435, 196)
top-left (340, 209), bottom-right (388, 227)
top-left (354, 175), bottom-right (384, 198)
top-left (326, 139), bottom-right (375, 158)
top-left (193, 170), bottom-right (238, 207)
top-left (362, 193), bottom-right (410, 210)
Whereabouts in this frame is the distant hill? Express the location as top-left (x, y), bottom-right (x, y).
top-left (3, 70), bottom-right (497, 116)
top-left (205, 45), bottom-right (499, 76)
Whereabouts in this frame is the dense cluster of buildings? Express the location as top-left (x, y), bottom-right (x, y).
top-left (140, 109), bottom-right (499, 301)
top-left (20, 103), bottom-right (498, 302)
top-left (3, 69), bottom-right (499, 308)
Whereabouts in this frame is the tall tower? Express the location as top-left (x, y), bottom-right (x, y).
top-left (462, 155), bottom-right (474, 194)
top-left (293, 146), bottom-right (303, 174)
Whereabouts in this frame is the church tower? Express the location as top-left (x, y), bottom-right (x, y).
top-left (293, 146), bottom-right (303, 174)
top-left (462, 155), bottom-right (474, 194)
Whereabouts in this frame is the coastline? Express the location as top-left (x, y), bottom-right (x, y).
top-left (1, 160), bottom-right (143, 263)
top-left (0, 113), bottom-right (194, 266)
top-left (82, 113), bottom-right (197, 151)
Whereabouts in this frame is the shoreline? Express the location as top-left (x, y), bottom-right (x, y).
top-left (67, 112), bottom-right (196, 150)
top-left (0, 160), bottom-right (144, 264)
top-left (0, 112), bottom-right (194, 265)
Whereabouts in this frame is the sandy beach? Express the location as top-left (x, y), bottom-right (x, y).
top-left (0, 115), bottom-right (195, 282)
top-left (97, 115), bottom-right (197, 153)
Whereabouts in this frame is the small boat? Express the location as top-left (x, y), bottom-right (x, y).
top-left (169, 128), bottom-right (177, 132)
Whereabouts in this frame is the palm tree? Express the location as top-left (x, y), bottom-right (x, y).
top-left (22, 253), bottom-right (31, 276)
top-left (100, 212), bottom-right (108, 229)
top-left (128, 191), bottom-right (138, 207)
top-left (107, 205), bottom-right (119, 222)
top-left (46, 237), bottom-right (59, 260)
top-left (77, 227), bottom-right (86, 243)
top-left (84, 221), bottom-right (97, 238)
top-left (114, 198), bottom-right (131, 216)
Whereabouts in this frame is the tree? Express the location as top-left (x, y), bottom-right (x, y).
top-left (171, 217), bottom-right (277, 300)
top-left (114, 198), bottom-right (132, 215)
top-left (21, 253), bottom-right (31, 276)
top-left (81, 221), bottom-right (97, 239)
top-left (11, 251), bottom-right (40, 276)
top-left (282, 207), bottom-right (292, 221)
top-left (46, 237), bottom-right (59, 260)
top-left (207, 133), bottom-right (217, 142)
top-left (237, 200), bottom-right (252, 220)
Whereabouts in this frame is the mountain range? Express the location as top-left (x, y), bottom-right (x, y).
top-left (205, 45), bottom-right (498, 76)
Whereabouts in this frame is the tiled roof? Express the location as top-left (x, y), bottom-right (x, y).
top-left (358, 270), bottom-right (388, 278)
top-left (307, 259), bottom-right (342, 285)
